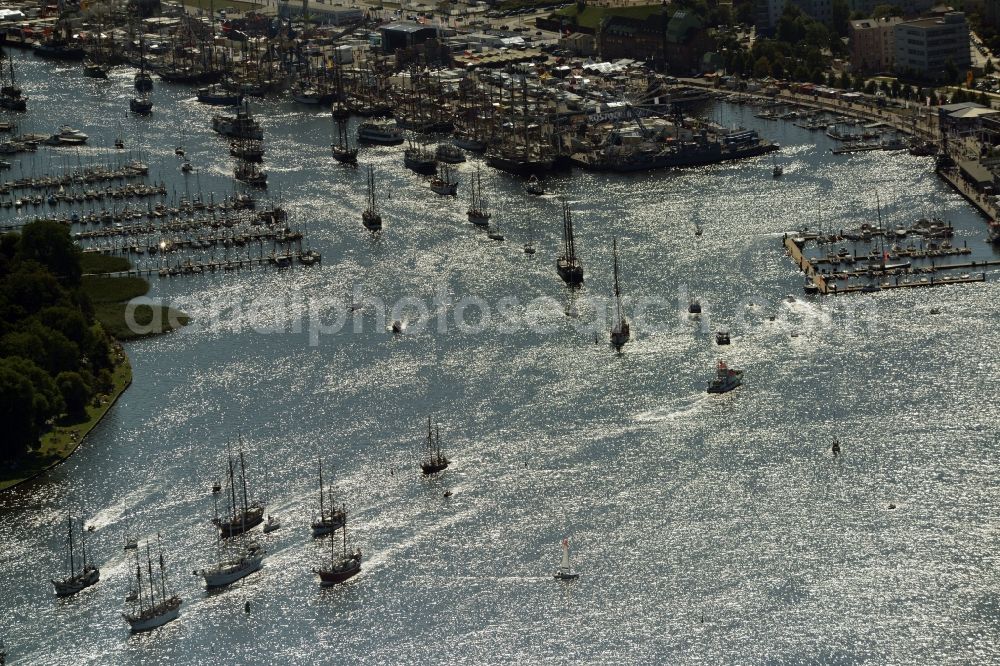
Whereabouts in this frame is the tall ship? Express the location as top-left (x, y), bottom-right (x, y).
top-left (331, 113), bottom-right (358, 166)
top-left (0, 57), bottom-right (27, 112)
top-left (404, 139), bottom-right (437, 175)
top-left (212, 103), bottom-right (263, 140)
top-left (362, 165), bottom-right (382, 231)
top-left (610, 238), bottom-right (630, 350)
top-left (123, 535), bottom-right (182, 633)
top-left (311, 459), bottom-right (346, 537)
top-left (313, 515), bottom-right (361, 586)
top-left (195, 541), bottom-right (264, 589)
top-left (420, 416), bottom-right (449, 475)
top-left (430, 164), bottom-right (458, 196)
top-left (51, 515), bottom-right (100, 597)
top-left (212, 438), bottom-right (265, 538)
top-left (466, 166), bottom-right (490, 226)
top-left (556, 200), bottom-right (583, 286)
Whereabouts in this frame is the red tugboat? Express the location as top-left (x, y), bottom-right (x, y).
top-left (707, 360), bottom-right (743, 394)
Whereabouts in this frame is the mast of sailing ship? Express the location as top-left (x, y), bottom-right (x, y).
top-left (563, 201), bottom-right (576, 264)
top-left (226, 440), bottom-right (237, 528)
top-left (145, 542), bottom-right (157, 609)
top-left (238, 436), bottom-right (250, 531)
top-left (157, 532), bottom-right (168, 604)
top-left (66, 516), bottom-right (76, 580)
top-left (613, 238), bottom-right (623, 326)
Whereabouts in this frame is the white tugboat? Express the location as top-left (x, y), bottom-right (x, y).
top-left (707, 360), bottom-right (743, 394)
top-left (123, 535), bottom-right (182, 633)
top-left (553, 537), bottom-right (579, 580)
top-left (51, 515), bottom-right (100, 597)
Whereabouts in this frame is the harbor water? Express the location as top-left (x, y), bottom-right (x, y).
top-left (1, 53), bottom-right (1000, 664)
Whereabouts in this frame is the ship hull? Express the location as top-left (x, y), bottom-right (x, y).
top-left (124, 597), bottom-right (182, 633)
top-left (52, 567), bottom-right (100, 597)
top-left (467, 211), bottom-right (490, 227)
top-left (214, 509), bottom-right (264, 537)
top-left (584, 143), bottom-right (779, 173)
top-left (315, 553), bottom-right (362, 586)
top-left (557, 260), bottom-right (583, 286)
top-left (487, 154), bottom-right (552, 177)
top-left (201, 556), bottom-right (263, 588)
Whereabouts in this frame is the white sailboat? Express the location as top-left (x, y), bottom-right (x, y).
top-left (51, 515), bottom-right (100, 597)
top-left (311, 459), bottom-right (346, 537)
top-left (195, 541), bottom-right (264, 589)
top-left (553, 537), bottom-right (579, 580)
top-left (123, 535), bottom-right (182, 633)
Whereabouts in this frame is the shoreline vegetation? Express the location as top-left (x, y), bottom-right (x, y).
top-left (0, 224), bottom-right (188, 493)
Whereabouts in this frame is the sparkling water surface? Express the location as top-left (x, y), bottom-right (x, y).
top-left (1, 53), bottom-right (999, 664)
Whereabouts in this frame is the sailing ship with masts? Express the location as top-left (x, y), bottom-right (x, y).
top-left (430, 164), bottom-right (458, 196)
top-left (194, 540), bottom-right (264, 589)
top-left (362, 165), bottom-right (382, 231)
top-left (313, 512), bottom-right (361, 586)
top-left (51, 515), bottom-right (100, 597)
top-left (212, 437), bottom-right (265, 538)
top-left (467, 166), bottom-right (490, 226)
top-left (0, 57), bottom-right (27, 112)
top-left (123, 534), bottom-right (182, 633)
top-left (610, 237), bottom-right (630, 349)
top-left (420, 416), bottom-right (449, 475)
top-left (331, 113), bottom-right (358, 166)
top-left (311, 459), bottom-right (346, 537)
top-left (557, 199), bottom-right (583, 286)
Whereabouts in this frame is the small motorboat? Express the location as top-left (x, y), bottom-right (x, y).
top-left (524, 174), bottom-right (544, 196)
top-left (175, 146), bottom-right (185, 156)
top-left (212, 480), bottom-right (221, 493)
top-left (391, 321), bottom-right (403, 334)
top-left (524, 242), bottom-right (536, 255)
top-left (688, 298), bottom-right (702, 314)
top-left (181, 162), bottom-right (193, 173)
top-left (715, 331), bottom-right (730, 345)
top-left (263, 515), bottom-right (280, 533)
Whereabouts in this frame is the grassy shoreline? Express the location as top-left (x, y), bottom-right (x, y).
top-left (0, 348), bottom-right (133, 492)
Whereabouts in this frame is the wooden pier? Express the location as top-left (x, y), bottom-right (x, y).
top-left (784, 234), bottom-right (991, 295)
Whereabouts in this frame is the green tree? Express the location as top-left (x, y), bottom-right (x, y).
top-left (17, 220), bottom-right (82, 286)
top-left (0, 356), bottom-right (64, 423)
top-left (0, 364), bottom-right (38, 460)
top-left (986, 59), bottom-right (995, 75)
top-left (944, 58), bottom-right (958, 84)
top-left (839, 71), bottom-right (851, 88)
top-left (865, 80), bottom-right (877, 94)
top-left (872, 4), bottom-right (903, 20)
top-left (55, 371), bottom-right (90, 420)
top-left (753, 55), bottom-right (771, 78)
top-left (832, 0), bottom-right (850, 37)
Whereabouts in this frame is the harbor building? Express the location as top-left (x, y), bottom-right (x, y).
top-left (893, 12), bottom-right (971, 80)
top-left (379, 21), bottom-right (441, 52)
top-left (849, 17), bottom-right (901, 74)
top-left (597, 10), bottom-right (713, 75)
